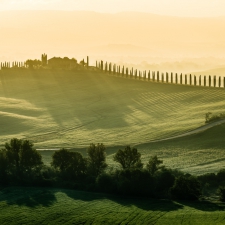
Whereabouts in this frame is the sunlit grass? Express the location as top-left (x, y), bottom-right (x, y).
top-left (0, 69), bottom-right (225, 149)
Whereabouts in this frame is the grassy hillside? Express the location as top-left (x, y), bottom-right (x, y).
top-left (0, 69), bottom-right (225, 149)
top-left (39, 122), bottom-right (225, 175)
top-left (0, 186), bottom-right (225, 225)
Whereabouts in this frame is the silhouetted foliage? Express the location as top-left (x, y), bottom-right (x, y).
top-left (113, 146), bottom-right (143, 169)
top-left (51, 149), bottom-right (87, 180)
top-left (115, 169), bottom-right (154, 196)
top-left (4, 138), bottom-right (43, 181)
top-left (25, 59), bottom-right (42, 69)
top-left (96, 173), bottom-right (117, 194)
top-left (217, 169), bottom-right (225, 184)
top-left (0, 149), bottom-right (8, 184)
top-left (87, 143), bottom-right (107, 177)
top-left (155, 169), bottom-right (175, 193)
top-left (146, 155), bottom-right (163, 176)
top-left (218, 186), bottom-right (225, 202)
top-left (170, 175), bottom-right (201, 200)
top-left (197, 173), bottom-right (218, 187)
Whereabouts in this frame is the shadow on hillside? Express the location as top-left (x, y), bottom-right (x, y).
top-left (176, 199), bottom-right (225, 212)
top-left (63, 189), bottom-right (183, 212)
top-left (1, 187), bottom-right (57, 208)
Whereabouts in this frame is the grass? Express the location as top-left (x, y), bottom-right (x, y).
top-left (1, 69), bottom-right (225, 174)
top-left (0, 186), bottom-right (225, 225)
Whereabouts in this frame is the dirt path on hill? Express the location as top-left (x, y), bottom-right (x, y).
top-left (149, 119), bottom-right (225, 143)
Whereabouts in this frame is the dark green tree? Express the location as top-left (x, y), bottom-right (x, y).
top-left (113, 146), bottom-right (143, 169)
top-left (0, 149), bottom-right (8, 184)
top-left (87, 143), bottom-right (107, 176)
top-left (52, 149), bottom-right (87, 180)
top-left (170, 175), bottom-right (201, 200)
top-left (146, 155), bottom-right (163, 175)
top-left (4, 138), bottom-right (42, 179)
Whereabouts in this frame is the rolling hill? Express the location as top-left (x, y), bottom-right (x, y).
top-left (1, 68), bottom-right (225, 174)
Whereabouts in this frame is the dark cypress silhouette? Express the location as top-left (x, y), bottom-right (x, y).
top-left (162, 73), bottom-right (164, 83)
top-left (194, 76), bottom-right (197, 86)
top-left (204, 76), bottom-right (206, 87)
top-left (148, 71), bottom-right (150, 81)
top-left (214, 76), bottom-right (216, 87)
top-left (171, 73), bottom-right (173, 84)
top-left (219, 76), bottom-right (221, 88)
top-left (209, 75), bottom-right (211, 87)
top-left (180, 73), bottom-right (182, 85)
top-left (189, 74), bottom-right (192, 85)
top-left (157, 71), bottom-right (159, 82)
top-left (153, 71), bottom-right (155, 81)
top-left (175, 73), bottom-right (178, 84)
top-left (166, 72), bottom-right (168, 83)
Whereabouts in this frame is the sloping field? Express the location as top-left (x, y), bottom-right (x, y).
top-left (0, 187), bottom-right (225, 225)
top-left (0, 69), bottom-right (225, 149)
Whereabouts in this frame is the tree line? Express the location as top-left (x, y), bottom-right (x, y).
top-left (0, 138), bottom-right (224, 202)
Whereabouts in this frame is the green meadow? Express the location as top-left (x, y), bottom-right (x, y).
top-left (0, 186), bottom-right (225, 225)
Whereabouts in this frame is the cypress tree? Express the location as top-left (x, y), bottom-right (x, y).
top-left (87, 56), bottom-right (89, 68)
top-left (180, 73), bottom-right (183, 85)
top-left (161, 73), bottom-right (164, 82)
top-left (166, 72), bottom-right (168, 83)
top-left (219, 76), bottom-right (221, 88)
top-left (190, 74), bottom-right (192, 86)
top-left (122, 66), bottom-right (124, 76)
top-left (224, 77), bottom-right (225, 88)
top-left (171, 73), bottom-right (173, 84)
top-left (157, 71), bottom-right (159, 82)
top-left (199, 76), bottom-right (201, 86)
top-left (214, 76), bottom-right (216, 87)
top-left (204, 76), bottom-right (206, 87)
top-left (148, 71), bottom-right (150, 81)
top-left (209, 75), bottom-right (211, 87)
top-left (185, 75), bottom-right (187, 85)
top-left (176, 73), bottom-right (178, 84)
top-left (194, 76), bottom-right (197, 86)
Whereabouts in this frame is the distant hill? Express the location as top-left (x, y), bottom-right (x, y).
top-left (191, 67), bottom-right (225, 77)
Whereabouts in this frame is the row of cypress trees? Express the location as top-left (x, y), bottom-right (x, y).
top-left (96, 60), bottom-right (225, 88)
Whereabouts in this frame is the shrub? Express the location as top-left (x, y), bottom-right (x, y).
top-left (96, 173), bottom-right (117, 194)
top-left (217, 169), bottom-right (225, 184)
top-left (218, 186), bottom-right (225, 202)
top-left (170, 175), bottom-right (202, 200)
top-left (155, 169), bottom-right (175, 193)
top-left (116, 169), bottom-right (154, 196)
top-left (197, 173), bottom-right (218, 186)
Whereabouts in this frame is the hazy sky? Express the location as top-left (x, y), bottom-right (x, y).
top-left (1, 0), bottom-right (225, 17)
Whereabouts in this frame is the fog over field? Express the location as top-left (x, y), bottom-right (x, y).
top-left (0, 11), bottom-right (225, 73)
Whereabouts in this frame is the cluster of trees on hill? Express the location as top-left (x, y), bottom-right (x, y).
top-left (0, 138), bottom-right (225, 201)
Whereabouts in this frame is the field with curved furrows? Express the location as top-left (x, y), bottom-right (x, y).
top-left (1, 69), bottom-right (225, 150)
top-left (0, 187), bottom-right (225, 225)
